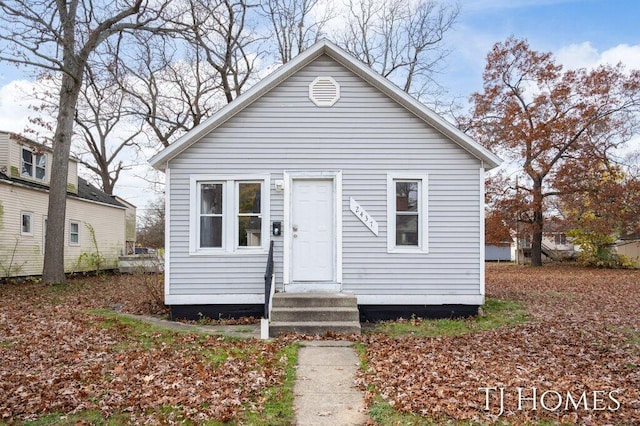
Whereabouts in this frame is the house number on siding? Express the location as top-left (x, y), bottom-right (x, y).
top-left (350, 197), bottom-right (378, 236)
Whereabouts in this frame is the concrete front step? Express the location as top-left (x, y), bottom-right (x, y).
top-left (269, 321), bottom-right (361, 336)
top-left (271, 292), bottom-right (357, 308)
top-left (269, 292), bottom-right (361, 337)
top-left (270, 306), bottom-right (359, 322)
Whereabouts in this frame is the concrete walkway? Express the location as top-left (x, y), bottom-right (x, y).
top-left (116, 314), bottom-right (369, 424)
top-left (294, 341), bottom-right (369, 425)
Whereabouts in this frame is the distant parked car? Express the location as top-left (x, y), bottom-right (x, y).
top-left (134, 247), bottom-right (157, 255)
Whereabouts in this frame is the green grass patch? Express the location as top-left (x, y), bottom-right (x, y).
top-left (87, 310), bottom-right (247, 368)
top-left (88, 309), bottom-right (183, 350)
top-left (242, 343), bottom-right (299, 425)
top-left (369, 298), bottom-right (528, 338)
top-left (369, 398), bottom-right (441, 425)
top-left (21, 410), bottom-right (131, 425)
top-left (623, 327), bottom-right (640, 346)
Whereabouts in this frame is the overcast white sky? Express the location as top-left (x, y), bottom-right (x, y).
top-left (0, 0), bottom-right (638, 211)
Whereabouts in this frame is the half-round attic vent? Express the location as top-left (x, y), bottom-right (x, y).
top-left (309, 76), bottom-right (340, 107)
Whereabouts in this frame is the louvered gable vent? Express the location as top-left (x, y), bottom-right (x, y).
top-left (309, 76), bottom-right (340, 107)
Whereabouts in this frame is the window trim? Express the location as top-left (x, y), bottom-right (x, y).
top-left (189, 174), bottom-right (270, 255)
top-left (69, 220), bottom-right (80, 246)
top-left (21, 146), bottom-right (46, 181)
top-left (235, 180), bottom-right (264, 250)
top-left (386, 173), bottom-right (428, 253)
top-left (197, 181), bottom-right (225, 251)
top-left (21, 211), bottom-right (34, 236)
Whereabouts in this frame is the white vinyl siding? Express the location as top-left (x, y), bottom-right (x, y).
top-left (0, 183), bottom-right (126, 277)
top-left (166, 55), bottom-right (483, 301)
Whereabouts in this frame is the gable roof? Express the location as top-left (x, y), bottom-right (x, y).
top-left (149, 39), bottom-right (502, 171)
top-left (0, 171), bottom-right (125, 209)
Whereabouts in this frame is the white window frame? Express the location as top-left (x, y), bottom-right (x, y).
top-left (69, 220), bottom-right (80, 246)
top-left (21, 147), bottom-right (46, 181)
top-left (189, 174), bottom-right (270, 255)
top-left (387, 173), bottom-right (428, 253)
top-left (235, 180), bottom-right (265, 251)
top-left (196, 180), bottom-right (225, 252)
top-left (21, 211), bottom-right (34, 236)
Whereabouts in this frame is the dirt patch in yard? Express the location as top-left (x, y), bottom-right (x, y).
top-left (361, 264), bottom-right (640, 425)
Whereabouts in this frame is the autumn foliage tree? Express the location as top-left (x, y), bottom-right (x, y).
top-left (467, 37), bottom-right (640, 266)
top-left (562, 167), bottom-right (640, 267)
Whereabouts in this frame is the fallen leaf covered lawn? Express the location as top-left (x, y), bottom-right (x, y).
top-left (360, 264), bottom-right (640, 424)
top-left (2, 266), bottom-right (639, 424)
top-left (0, 275), bottom-right (290, 424)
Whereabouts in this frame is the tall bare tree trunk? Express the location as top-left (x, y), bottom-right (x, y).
top-left (43, 72), bottom-right (82, 284)
top-left (531, 181), bottom-right (544, 267)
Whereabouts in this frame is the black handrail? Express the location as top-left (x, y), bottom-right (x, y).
top-left (264, 240), bottom-right (275, 319)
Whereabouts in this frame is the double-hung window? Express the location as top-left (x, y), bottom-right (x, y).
top-left (387, 174), bottom-right (428, 253)
top-left (69, 220), bottom-right (80, 245)
top-left (21, 147), bottom-right (46, 181)
top-left (21, 211), bottom-right (34, 236)
top-left (191, 175), bottom-right (269, 254)
top-left (199, 183), bottom-right (224, 248)
top-left (237, 182), bottom-right (262, 248)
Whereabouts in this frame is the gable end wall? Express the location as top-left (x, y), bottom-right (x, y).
top-left (167, 55), bottom-right (483, 303)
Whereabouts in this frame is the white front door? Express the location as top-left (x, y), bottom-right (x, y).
top-left (291, 179), bottom-right (334, 282)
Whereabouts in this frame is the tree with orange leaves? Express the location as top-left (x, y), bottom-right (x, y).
top-left (466, 37), bottom-right (640, 266)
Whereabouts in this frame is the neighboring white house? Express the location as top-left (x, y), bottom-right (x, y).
top-left (0, 132), bottom-right (129, 277)
top-left (615, 235), bottom-right (640, 267)
top-left (512, 231), bottom-right (578, 263)
top-left (150, 40), bottom-right (502, 321)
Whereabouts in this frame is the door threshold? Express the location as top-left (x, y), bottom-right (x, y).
top-left (284, 282), bottom-right (341, 293)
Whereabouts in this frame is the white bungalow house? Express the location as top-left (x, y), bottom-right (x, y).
top-left (149, 40), bottom-right (502, 330)
top-left (0, 132), bottom-right (129, 277)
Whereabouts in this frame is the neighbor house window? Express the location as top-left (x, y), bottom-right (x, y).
top-left (387, 174), bottom-right (428, 253)
top-left (21, 211), bottom-right (34, 236)
top-left (554, 233), bottom-right (567, 246)
top-left (21, 147), bottom-right (46, 181)
top-left (69, 220), bottom-right (80, 245)
top-left (191, 175), bottom-right (269, 254)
